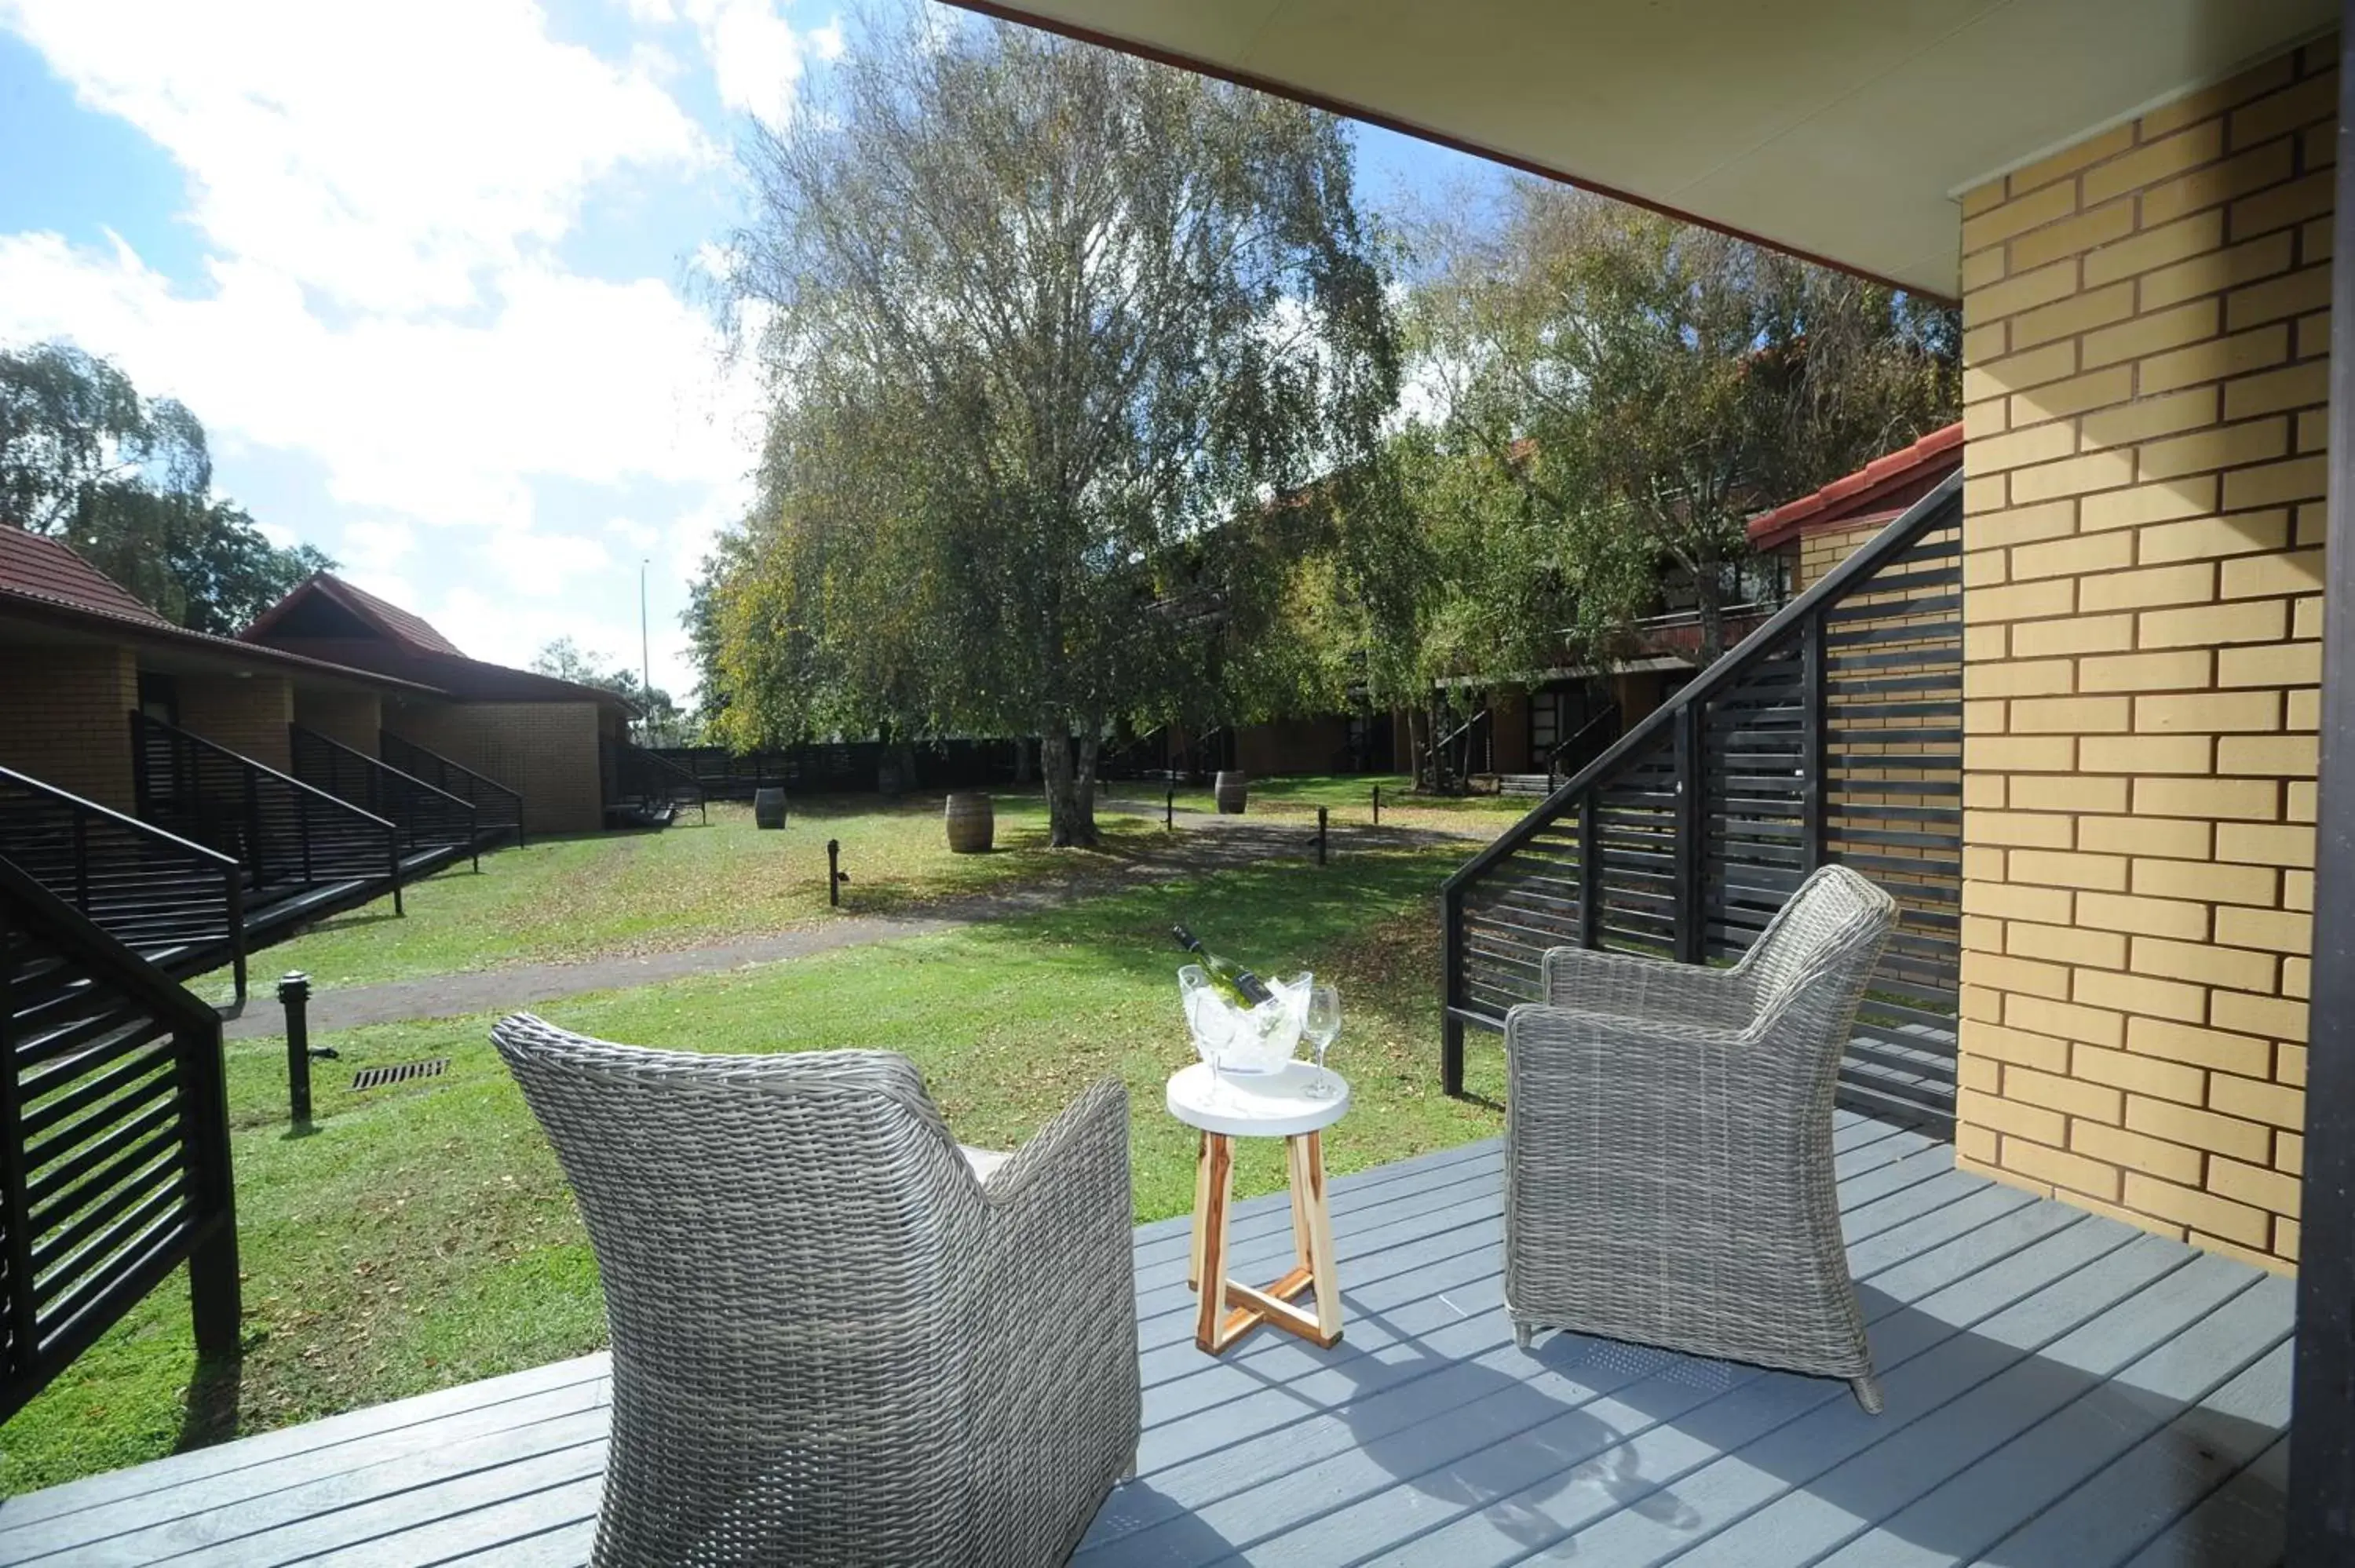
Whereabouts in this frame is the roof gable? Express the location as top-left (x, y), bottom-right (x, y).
top-left (242, 571), bottom-right (465, 656)
top-left (0, 529), bottom-right (176, 627)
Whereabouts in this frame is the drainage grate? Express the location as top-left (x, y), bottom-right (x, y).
top-left (352, 1058), bottom-right (449, 1091)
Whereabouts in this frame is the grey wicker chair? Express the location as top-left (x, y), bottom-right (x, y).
top-left (1502, 863), bottom-right (1900, 1413)
top-left (492, 1013), bottom-right (1141, 1566)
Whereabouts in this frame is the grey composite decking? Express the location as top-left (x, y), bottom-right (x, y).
top-left (0, 1115), bottom-right (2293, 1566)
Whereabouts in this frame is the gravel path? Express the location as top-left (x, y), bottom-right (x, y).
top-left (221, 808), bottom-right (1490, 1041)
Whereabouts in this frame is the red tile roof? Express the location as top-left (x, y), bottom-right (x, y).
top-left (240, 571), bottom-right (466, 655)
top-left (1747, 421), bottom-right (1964, 549)
top-left (0, 527), bottom-right (177, 626)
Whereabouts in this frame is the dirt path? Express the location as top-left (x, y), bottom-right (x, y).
top-left (221, 811), bottom-right (1485, 1041)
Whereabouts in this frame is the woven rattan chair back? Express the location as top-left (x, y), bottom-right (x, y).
top-left (493, 1014), bottom-right (996, 1564)
top-left (1739, 862), bottom-right (1893, 1011)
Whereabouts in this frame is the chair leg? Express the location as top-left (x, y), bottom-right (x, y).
top-left (1850, 1374), bottom-right (1884, 1415)
top-left (1513, 1321), bottom-right (1534, 1351)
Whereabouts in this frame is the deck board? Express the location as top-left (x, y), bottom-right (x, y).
top-left (0, 1129), bottom-right (2292, 1566)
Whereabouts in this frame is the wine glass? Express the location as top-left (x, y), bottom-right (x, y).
top-left (1303, 984), bottom-right (1341, 1097)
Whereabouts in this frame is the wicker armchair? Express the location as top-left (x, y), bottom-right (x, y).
top-left (1502, 864), bottom-right (1900, 1412)
top-left (491, 1013), bottom-right (1141, 1566)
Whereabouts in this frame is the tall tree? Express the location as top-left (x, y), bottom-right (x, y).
top-left (0, 340), bottom-right (337, 632)
top-left (703, 8), bottom-right (1399, 845)
top-left (1413, 184), bottom-right (1958, 663)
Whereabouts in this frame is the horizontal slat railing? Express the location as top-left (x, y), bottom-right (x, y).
top-left (1442, 472), bottom-right (1965, 1132)
top-left (602, 738), bottom-right (708, 826)
top-left (131, 713), bottom-right (405, 917)
top-left (378, 732), bottom-right (526, 848)
top-left (0, 855), bottom-right (237, 1422)
top-left (290, 727), bottom-right (480, 872)
top-left (0, 766), bottom-right (247, 1003)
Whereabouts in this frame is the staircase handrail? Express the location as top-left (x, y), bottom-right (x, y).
top-left (0, 763), bottom-right (248, 1001)
top-left (292, 725), bottom-right (480, 870)
top-left (1444, 469), bottom-right (1962, 897)
top-left (379, 731), bottom-right (526, 848)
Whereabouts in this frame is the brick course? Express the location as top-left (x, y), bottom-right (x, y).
top-left (1954, 39), bottom-right (2331, 1270)
top-left (0, 644), bottom-right (139, 811)
top-left (177, 675), bottom-right (294, 774)
top-left (384, 700), bottom-right (604, 836)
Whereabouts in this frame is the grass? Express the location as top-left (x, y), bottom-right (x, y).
top-left (2, 844), bottom-right (1503, 1493)
top-left (197, 793), bottom-right (1160, 995)
top-left (1117, 771), bottom-right (1530, 833)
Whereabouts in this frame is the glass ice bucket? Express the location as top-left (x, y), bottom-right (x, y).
top-left (1178, 965), bottom-right (1310, 1074)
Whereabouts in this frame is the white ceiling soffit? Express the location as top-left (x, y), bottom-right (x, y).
top-left (944, 0), bottom-right (2337, 300)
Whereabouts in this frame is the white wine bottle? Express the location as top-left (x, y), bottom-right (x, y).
top-left (1171, 924), bottom-right (1274, 1007)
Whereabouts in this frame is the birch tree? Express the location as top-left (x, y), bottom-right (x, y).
top-left (703, 8), bottom-right (1398, 845)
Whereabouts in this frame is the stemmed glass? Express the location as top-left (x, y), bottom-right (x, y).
top-left (1303, 984), bottom-right (1342, 1097)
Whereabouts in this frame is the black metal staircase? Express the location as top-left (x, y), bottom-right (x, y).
top-left (133, 711), bottom-right (407, 932)
top-left (380, 731), bottom-right (526, 848)
top-left (290, 726), bottom-right (480, 873)
top-left (0, 765), bottom-right (249, 1001)
top-left (1442, 472), bottom-right (1965, 1132)
top-left (601, 738), bottom-right (707, 827)
top-left (0, 855), bottom-right (238, 1422)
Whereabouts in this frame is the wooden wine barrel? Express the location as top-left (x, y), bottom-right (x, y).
top-left (752, 787), bottom-right (787, 830)
top-left (945, 791), bottom-right (995, 853)
top-left (1214, 770), bottom-right (1249, 815)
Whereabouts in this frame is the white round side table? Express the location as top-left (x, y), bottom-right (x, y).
top-left (1166, 1060), bottom-right (1350, 1355)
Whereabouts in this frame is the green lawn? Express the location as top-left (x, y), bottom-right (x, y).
top-left (197, 793), bottom-right (1159, 996)
top-left (4, 844), bottom-right (1502, 1493)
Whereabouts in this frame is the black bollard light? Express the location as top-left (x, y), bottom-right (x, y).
top-left (1166, 782), bottom-right (1174, 830)
top-left (1371, 783), bottom-right (1382, 825)
top-left (827, 838), bottom-right (846, 906)
top-left (1316, 806), bottom-right (1328, 866)
top-left (279, 971), bottom-right (312, 1130)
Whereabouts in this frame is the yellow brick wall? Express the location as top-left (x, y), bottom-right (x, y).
top-left (177, 674), bottom-right (295, 775)
top-left (1955, 42), bottom-right (2330, 1271)
top-left (1795, 524), bottom-right (1883, 589)
top-left (383, 699), bottom-right (604, 836)
top-left (292, 689), bottom-right (382, 757)
top-left (0, 644), bottom-right (139, 811)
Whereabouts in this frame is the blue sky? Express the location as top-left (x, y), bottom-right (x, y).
top-left (0, 1), bottom-right (1499, 699)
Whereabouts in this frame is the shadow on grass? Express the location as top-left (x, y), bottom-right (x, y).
top-left (176, 1351), bottom-right (244, 1454)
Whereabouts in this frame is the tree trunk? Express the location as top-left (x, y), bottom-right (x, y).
top-left (1039, 727), bottom-right (1099, 847)
top-left (1695, 555), bottom-right (1728, 666)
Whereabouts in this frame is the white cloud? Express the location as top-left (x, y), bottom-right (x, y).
top-left (678, 0), bottom-right (823, 124)
top-left (480, 527), bottom-right (615, 599)
top-left (0, 0), bottom-right (790, 709)
top-left (339, 517), bottom-right (416, 572)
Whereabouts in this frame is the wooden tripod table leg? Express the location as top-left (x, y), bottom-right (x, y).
top-left (1193, 1133), bottom-right (1234, 1352)
top-left (1188, 1130), bottom-right (1212, 1292)
top-left (1197, 1130), bottom-right (1344, 1354)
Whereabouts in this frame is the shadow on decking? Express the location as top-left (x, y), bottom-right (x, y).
top-left (1085, 1263), bottom-right (2290, 1565)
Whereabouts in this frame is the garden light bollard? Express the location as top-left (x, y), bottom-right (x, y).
top-left (827, 838), bottom-right (846, 906)
top-left (1371, 784), bottom-right (1381, 825)
top-left (279, 971), bottom-right (312, 1129)
top-left (1317, 806), bottom-right (1329, 866)
top-left (1167, 782), bottom-right (1175, 830)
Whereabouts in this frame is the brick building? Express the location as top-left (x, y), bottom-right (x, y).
top-left (239, 571), bottom-right (634, 837)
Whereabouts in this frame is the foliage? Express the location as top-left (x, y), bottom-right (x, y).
top-left (531, 636), bottom-right (685, 738)
top-left (0, 340), bottom-right (334, 631)
top-left (1408, 184), bottom-right (1959, 663)
top-left (699, 7), bottom-right (1400, 845)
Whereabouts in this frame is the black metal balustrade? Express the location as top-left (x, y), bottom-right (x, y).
top-left (0, 855), bottom-right (238, 1422)
top-left (602, 738), bottom-right (708, 826)
top-left (1442, 472), bottom-right (1965, 1132)
top-left (291, 727), bottom-right (480, 873)
top-left (133, 712), bottom-right (404, 917)
top-left (378, 731), bottom-right (527, 848)
top-left (0, 765), bottom-right (248, 1003)
top-left (1543, 702), bottom-right (1622, 788)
